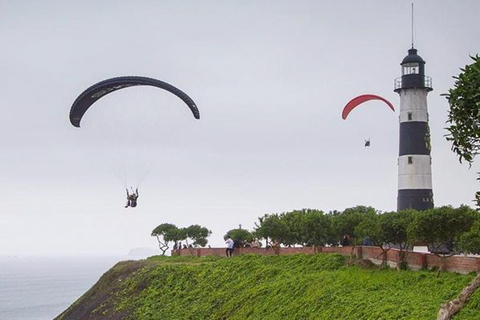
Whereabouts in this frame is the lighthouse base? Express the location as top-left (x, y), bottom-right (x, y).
top-left (397, 189), bottom-right (434, 211)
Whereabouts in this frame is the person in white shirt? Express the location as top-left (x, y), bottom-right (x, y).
top-left (225, 237), bottom-right (234, 257)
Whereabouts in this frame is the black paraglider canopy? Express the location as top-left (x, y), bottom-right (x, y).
top-left (69, 76), bottom-right (200, 127)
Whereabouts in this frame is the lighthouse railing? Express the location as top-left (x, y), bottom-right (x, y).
top-left (424, 76), bottom-right (432, 88)
top-left (394, 75), bottom-right (432, 91)
top-left (394, 78), bottom-right (402, 89)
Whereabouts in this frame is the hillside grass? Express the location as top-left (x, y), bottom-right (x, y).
top-left (452, 281), bottom-right (480, 319)
top-left (57, 254), bottom-right (475, 320)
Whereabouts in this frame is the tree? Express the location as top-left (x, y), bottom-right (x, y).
top-left (382, 210), bottom-right (415, 251)
top-left (333, 206), bottom-right (376, 246)
top-left (255, 209), bottom-right (335, 251)
top-left (280, 210), bottom-right (306, 247)
top-left (331, 206), bottom-right (378, 262)
top-left (300, 209), bottom-right (333, 249)
top-left (255, 214), bottom-right (288, 254)
top-left (151, 223), bottom-right (179, 255)
top-left (170, 227), bottom-right (187, 249)
top-left (355, 210), bottom-right (415, 268)
top-left (185, 224), bottom-right (211, 248)
top-left (224, 228), bottom-right (254, 247)
top-left (458, 220), bottom-right (480, 255)
top-left (355, 210), bottom-right (390, 267)
top-left (408, 206), bottom-right (477, 271)
top-left (444, 54), bottom-right (480, 205)
top-left (381, 210), bottom-right (416, 269)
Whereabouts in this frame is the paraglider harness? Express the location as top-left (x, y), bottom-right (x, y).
top-left (125, 188), bottom-right (139, 208)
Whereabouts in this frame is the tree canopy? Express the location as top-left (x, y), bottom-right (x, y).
top-left (185, 225), bottom-right (211, 248)
top-left (254, 207), bottom-right (377, 251)
top-left (445, 55), bottom-right (480, 164)
top-left (445, 54), bottom-right (480, 205)
top-left (224, 228), bottom-right (254, 247)
top-left (458, 220), bottom-right (480, 255)
top-left (408, 206), bottom-right (477, 255)
top-left (151, 223), bottom-right (211, 255)
top-left (332, 205), bottom-right (377, 247)
top-left (151, 223), bottom-right (181, 255)
top-left (255, 213), bottom-right (289, 250)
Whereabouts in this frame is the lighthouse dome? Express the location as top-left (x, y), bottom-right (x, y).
top-left (401, 48), bottom-right (425, 65)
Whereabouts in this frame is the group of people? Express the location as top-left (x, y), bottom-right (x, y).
top-left (244, 239), bottom-right (261, 248)
top-left (173, 242), bottom-right (194, 250)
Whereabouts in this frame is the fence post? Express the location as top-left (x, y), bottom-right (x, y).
top-left (356, 246), bottom-right (363, 259)
top-left (420, 253), bottom-right (427, 269)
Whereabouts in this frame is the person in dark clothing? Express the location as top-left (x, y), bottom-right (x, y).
top-left (125, 188), bottom-right (139, 208)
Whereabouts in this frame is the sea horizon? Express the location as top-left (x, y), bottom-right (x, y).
top-left (0, 254), bottom-right (142, 320)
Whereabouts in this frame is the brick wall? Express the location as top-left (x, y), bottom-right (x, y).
top-left (172, 246), bottom-right (480, 274)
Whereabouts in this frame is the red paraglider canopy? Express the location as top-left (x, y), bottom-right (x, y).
top-left (342, 94), bottom-right (395, 120)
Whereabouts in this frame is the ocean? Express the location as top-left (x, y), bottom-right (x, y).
top-left (0, 255), bottom-right (126, 320)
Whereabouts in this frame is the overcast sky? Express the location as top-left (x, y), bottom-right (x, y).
top-left (1, 0), bottom-right (479, 256)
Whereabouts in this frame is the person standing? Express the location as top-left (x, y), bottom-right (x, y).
top-left (225, 237), bottom-right (234, 257)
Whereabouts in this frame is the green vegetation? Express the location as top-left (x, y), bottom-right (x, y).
top-left (224, 228), bottom-right (255, 247)
top-left (152, 206), bottom-right (480, 259)
top-left (253, 206), bottom-right (480, 259)
top-left (151, 223), bottom-right (211, 255)
top-left (445, 54), bottom-right (480, 165)
top-left (455, 280), bottom-right (480, 319)
top-left (57, 254), bottom-right (474, 320)
top-left (444, 54), bottom-right (480, 206)
top-left (409, 206), bottom-right (477, 257)
top-left (458, 221), bottom-right (480, 255)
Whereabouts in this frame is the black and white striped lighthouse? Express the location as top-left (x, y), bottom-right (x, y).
top-left (394, 47), bottom-right (434, 211)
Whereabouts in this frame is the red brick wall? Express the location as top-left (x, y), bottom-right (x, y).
top-left (424, 254), bottom-right (480, 273)
top-left (405, 251), bottom-right (425, 269)
top-left (172, 246), bottom-right (480, 274)
top-left (321, 246), bottom-right (353, 255)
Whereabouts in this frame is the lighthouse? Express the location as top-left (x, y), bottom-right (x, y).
top-left (394, 47), bottom-right (434, 211)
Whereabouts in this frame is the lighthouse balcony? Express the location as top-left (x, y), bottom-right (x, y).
top-left (394, 75), bottom-right (432, 92)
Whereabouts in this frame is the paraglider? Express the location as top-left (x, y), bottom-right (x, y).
top-left (342, 94), bottom-right (395, 147)
top-left (125, 188), bottom-right (139, 208)
top-left (70, 76), bottom-right (200, 208)
top-left (69, 76), bottom-right (200, 128)
top-left (341, 94), bottom-right (395, 120)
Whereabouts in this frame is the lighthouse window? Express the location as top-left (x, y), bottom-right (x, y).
top-left (403, 62), bottom-right (420, 75)
top-left (408, 112), bottom-right (413, 121)
top-left (408, 156), bottom-right (413, 164)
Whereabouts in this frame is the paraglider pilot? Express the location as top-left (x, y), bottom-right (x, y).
top-left (125, 188), bottom-right (139, 208)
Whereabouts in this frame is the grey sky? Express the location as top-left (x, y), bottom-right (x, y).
top-left (1, 1), bottom-right (479, 255)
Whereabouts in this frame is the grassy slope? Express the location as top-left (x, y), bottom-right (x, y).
top-left (56, 254), bottom-right (474, 320)
top-left (453, 283), bottom-right (480, 319)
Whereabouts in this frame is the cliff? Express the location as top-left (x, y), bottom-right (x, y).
top-left (56, 254), bottom-right (478, 320)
